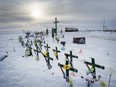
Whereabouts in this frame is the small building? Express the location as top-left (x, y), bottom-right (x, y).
top-left (65, 27), bottom-right (78, 32)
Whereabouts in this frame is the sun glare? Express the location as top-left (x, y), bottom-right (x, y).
top-left (27, 3), bottom-right (46, 20)
top-left (31, 9), bottom-right (43, 19)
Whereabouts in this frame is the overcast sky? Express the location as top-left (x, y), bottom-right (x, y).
top-left (0, 0), bottom-right (116, 30)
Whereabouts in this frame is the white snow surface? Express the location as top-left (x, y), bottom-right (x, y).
top-left (0, 30), bottom-right (116, 87)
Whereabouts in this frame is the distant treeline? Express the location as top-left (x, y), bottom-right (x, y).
top-left (103, 30), bottom-right (116, 32)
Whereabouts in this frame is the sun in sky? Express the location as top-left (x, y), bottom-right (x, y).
top-left (31, 9), bottom-right (43, 19)
top-left (29, 3), bottom-right (45, 20)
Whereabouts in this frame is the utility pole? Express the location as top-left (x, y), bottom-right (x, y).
top-left (103, 20), bottom-right (105, 32)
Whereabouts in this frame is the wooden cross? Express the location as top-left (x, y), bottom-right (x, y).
top-left (58, 54), bottom-right (78, 82)
top-left (0, 55), bottom-right (8, 61)
top-left (84, 58), bottom-right (105, 79)
top-left (25, 40), bottom-right (33, 57)
top-left (53, 47), bottom-right (60, 60)
top-left (44, 44), bottom-right (54, 69)
top-left (44, 44), bottom-right (51, 59)
top-left (53, 17), bottom-right (59, 34)
top-left (38, 46), bottom-right (53, 69)
top-left (44, 44), bottom-right (50, 52)
top-left (37, 40), bottom-right (43, 50)
top-left (33, 40), bottom-right (41, 60)
top-left (65, 51), bottom-right (78, 68)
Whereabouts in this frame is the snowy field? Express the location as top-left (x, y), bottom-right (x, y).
top-left (0, 30), bottom-right (116, 87)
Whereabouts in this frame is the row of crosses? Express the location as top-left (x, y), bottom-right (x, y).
top-left (19, 17), bottom-right (106, 87)
top-left (26, 39), bottom-right (105, 80)
top-left (58, 51), bottom-right (105, 87)
top-left (33, 39), bottom-right (53, 69)
top-left (20, 37), bottom-right (105, 87)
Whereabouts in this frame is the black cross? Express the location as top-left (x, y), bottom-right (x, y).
top-left (44, 44), bottom-right (50, 52)
top-left (53, 17), bottom-right (59, 35)
top-left (38, 40), bottom-right (43, 50)
top-left (58, 54), bottom-right (78, 82)
top-left (0, 55), bottom-right (8, 61)
top-left (25, 42), bottom-right (33, 57)
top-left (33, 41), bottom-right (41, 59)
top-left (60, 41), bottom-right (66, 47)
top-left (38, 46), bottom-right (53, 69)
top-left (46, 51), bottom-right (52, 69)
top-left (65, 51), bottom-right (78, 68)
top-left (44, 44), bottom-right (53, 69)
top-left (53, 47), bottom-right (60, 60)
top-left (84, 58), bottom-right (105, 79)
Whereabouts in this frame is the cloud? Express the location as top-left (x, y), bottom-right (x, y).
top-left (0, 0), bottom-right (116, 29)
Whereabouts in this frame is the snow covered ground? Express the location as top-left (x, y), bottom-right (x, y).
top-left (0, 30), bottom-right (116, 87)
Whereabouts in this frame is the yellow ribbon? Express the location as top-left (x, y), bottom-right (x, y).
top-left (100, 80), bottom-right (106, 87)
top-left (44, 51), bottom-right (48, 57)
top-left (54, 52), bottom-right (58, 56)
top-left (91, 66), bottom-right (95, 72)
top-left (69, 78), bottom-right (73, 87)
top-left (34, 40), bottom-right (36, 45)
top-left (63, 65), bottom-right (70, 70)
